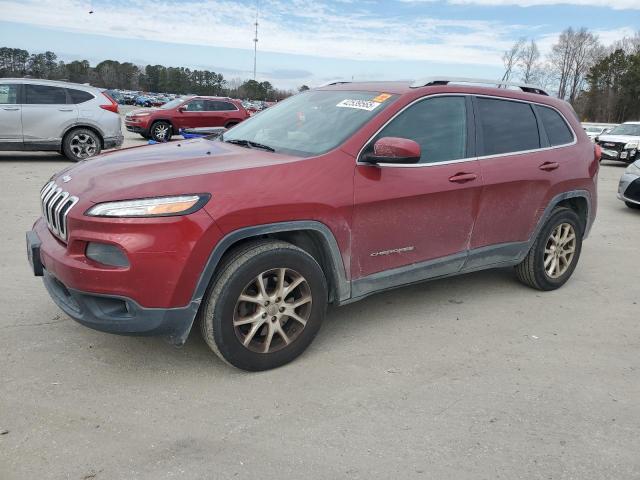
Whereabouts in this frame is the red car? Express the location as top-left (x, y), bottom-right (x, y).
top-left (124, 96), bottom-right (249, 142)
top-left (28, 78), bottom-right (599, 371)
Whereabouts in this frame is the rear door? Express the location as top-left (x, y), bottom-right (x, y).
top-left (468, 96), bottom-right (572, 258)
top-left (22, 84), bottom-right (78, 147)
top-left (175, 98), bottom-right (208, 129)
top-left (352, 95), bottom-right (482, 279)
top-left (0, 83), bottom-right (23, 150)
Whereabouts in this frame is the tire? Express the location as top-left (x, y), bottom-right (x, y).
top-left (62, 128), bottom-right (102, 161)
top-left (150, 121), bottom-right (172, 142)
top-left (200, 240), bottom-right (328, 371)
top-left (225, 121), bottom-right (238, 129)
top-left (625, 201), bottom-right (640, 210)
top-left (515, 207), bottom-right (583, 291)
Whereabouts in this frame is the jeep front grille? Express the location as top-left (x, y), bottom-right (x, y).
top-left (40, 181), bottom-right (79, 242)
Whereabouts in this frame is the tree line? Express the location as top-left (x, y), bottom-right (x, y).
top-left (0, 47), bottom-right (295, 101)
top-left (500, 29), bottom-right (640, 122)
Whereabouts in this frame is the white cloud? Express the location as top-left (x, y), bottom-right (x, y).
top-left (401, 0), bottom-right (640, 9)
top-left (0, 0), bottom-right (525, 67)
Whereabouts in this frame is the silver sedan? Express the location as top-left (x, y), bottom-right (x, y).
top-left (618, 160), bottom-right (640, 210)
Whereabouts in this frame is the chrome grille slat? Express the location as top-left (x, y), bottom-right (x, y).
top-left (39, 181), bottom-right (79, 242)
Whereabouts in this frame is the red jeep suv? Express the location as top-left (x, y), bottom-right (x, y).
top-left (124, 96), bottom-right (249, 142)
top-left (27, 78), bottom-right (599, 371)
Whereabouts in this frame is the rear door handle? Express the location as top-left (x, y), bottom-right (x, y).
top-left (58, 108), bottom-right (74, 112)
top-left (449, 172), bottom-right (478, 183)
top-left (539, 162), bottom-right (559, 171)
top-left (2, 107), bottom-right (19, 111)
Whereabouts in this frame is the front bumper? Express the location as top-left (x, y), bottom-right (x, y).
top-left (125, 125), bottom-right (146, 134)
top-left (617, 173), bottom-right (640, 206)
top-left (600, 147), bottom-right (638, 163)
top-left (26, 228), bottom-right (201, 344)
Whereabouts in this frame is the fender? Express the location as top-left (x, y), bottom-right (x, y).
top-left (191, 220), bottom-right (351, 306)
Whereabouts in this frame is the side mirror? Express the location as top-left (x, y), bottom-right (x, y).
top-left (361, 137), bottom-right (421, 164)
top-left (178, 106), bottom-right (187, 113)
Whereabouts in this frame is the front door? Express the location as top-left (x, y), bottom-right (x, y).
top-left (175, 99), bottom-right (209, 129)
top-left (0, 83), bottom-right (23, 150)
top-left (352, 95), bottom-right (482, 284)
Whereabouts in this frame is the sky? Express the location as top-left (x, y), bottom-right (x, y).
top-left (0, 0), bottom-right (638, 90)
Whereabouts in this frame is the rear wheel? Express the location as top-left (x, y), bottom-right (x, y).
top-left (225, 121), bottom-right (238, 129)
top-left (62, 128), bottom-right (101, 161)
top-left (625, 201), bottom-right (640, 210)
top-left (200, 240), bottom-right (327, 371)
top-left (150, 121), bottom-right (172, 142)
top-left (515, 207), bottom-right (583, 291)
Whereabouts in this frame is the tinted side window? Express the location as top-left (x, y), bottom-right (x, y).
top-left (25, 84), bottom-right (67, 105)
top-left (0, 84), bottom-right (18, 104)
top-left (206, 100), bottom-right (237, 111)
top-left (184, 100), bottom-right (206, 111)
top-left (477, 98), bottom-right (540, 156)
top-left (68, 88), bottom-right (94, 104)
top-left (370, 96), bottom-right (467, 164)
top-left (537, 105), bottom-right (574, 146)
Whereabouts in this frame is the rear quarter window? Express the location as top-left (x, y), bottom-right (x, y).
top-left (68, 89), bottom-right (94, 104)
top-left (537, 105), bottom-right (574, 146)
top-left (477, 97), bottom-right (540, 156)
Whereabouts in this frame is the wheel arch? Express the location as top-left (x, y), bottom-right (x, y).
top-left (62, 124), bottom-right (105, 149)
top-left (192, 222), bottom-right (350, 307)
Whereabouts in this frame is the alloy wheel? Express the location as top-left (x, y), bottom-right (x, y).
top-left (543, 223), bottom-right (576, 278)
top-left (69, 133), bottom-right (97, 159)
top-left (153, 124), bottom-right (169, 140)
top-left (233, 268), bottom-right (312, 353)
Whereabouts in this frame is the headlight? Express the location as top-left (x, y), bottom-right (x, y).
top-left (626, 162), bottom-right (640, 175)
top-left (624, 141), bottom-right (639, 149)
top-left (86, 194), bottom-right (210, 217)
top-left (132, 112), bottom-right (151, 117)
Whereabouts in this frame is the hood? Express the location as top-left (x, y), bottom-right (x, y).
top-left (126, 108), bottom-right (160, 116)
top-left (598, 134), bottom-right (639, 144)
top-left (55, 138), bottom-right (299, 203)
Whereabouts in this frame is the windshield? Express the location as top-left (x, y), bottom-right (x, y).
top-left (161, 98), bottom-right (189, 109)
top-left (608, 124), bottom-right (640, 136)
top-left (222, 90), bottom-right (398, 156)
top-left (584, 126), bottom-right (603, 133)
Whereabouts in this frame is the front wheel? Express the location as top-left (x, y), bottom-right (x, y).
top-left (200, 240), bottom-right (328, 371)
top-left (150, 121), bottom-right (172, 142)
top-left (515, 207), bottom-right (583, 291)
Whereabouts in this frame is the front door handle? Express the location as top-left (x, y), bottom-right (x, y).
top-left (449, 172), bottom-right (478, 183)
top-left (539, 161), bottom-right (559, 171)
top-left (2, 107), bottom-right (19, 111)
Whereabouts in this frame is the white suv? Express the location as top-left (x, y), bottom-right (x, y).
top-left (0, 78), bottom-right (124, 161)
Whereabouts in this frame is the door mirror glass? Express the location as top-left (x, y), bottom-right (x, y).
top-left (362, 137), bottom-right (421, 164)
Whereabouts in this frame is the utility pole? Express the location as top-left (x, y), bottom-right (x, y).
top-left (253, 1), bottom-right (259, 80)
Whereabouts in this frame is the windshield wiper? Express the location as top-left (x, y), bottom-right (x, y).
top-left (224, 138), bottom-right (275, 152)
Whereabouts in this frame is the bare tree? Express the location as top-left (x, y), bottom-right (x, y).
top-left (501, 39), bottom-right (525, 83)
top-left (549, 27), bottom-right (602, 101)
top-left (518, 39), bottom-right (540, 84)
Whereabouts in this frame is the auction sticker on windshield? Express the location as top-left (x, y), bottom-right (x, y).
top-left (336, 99), bottom-right (382, 111)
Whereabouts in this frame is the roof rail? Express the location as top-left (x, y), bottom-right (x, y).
top-left (411, 77), bottom-right (549, 96)
top-left (317, 80), bottom-right (352, 88)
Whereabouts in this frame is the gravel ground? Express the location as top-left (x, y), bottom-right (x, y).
top-left (0, 125), bottom-right (639, 479)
